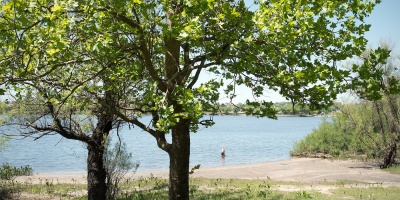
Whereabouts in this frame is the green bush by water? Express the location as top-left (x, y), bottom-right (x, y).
top-left (290, 103), bottom-right (394, 160)
top-left (0, 163), bottom-right (33, 180)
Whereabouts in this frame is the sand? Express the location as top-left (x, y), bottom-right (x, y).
top-left (14, 158), bottom-right (400, 187)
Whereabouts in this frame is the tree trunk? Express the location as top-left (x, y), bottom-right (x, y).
top-left (87, 144), bottom-right (107, 200)
top-left (382, 142), bottom-right (397, 168)
top-left (86, 112), bottom-right (112, 200)
top-left (168, 119), bottom-right (191, 200)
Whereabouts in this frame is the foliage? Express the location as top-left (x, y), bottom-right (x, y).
top-left (291, 118), bottom-right (353, 158)
top-left (0, 100), bottom-right (12, 115)
top-left (104, 138), bottom-right (139, 200)
top-left (0, 180), bottom-right (22, 200)
top-left (349, 43), bottom-right (400, 167)
top-left (0, 164), bottom-right (32, 200)
top-left (273, 102), bottom-right (338, 115)
top-left (0, 138), bottom-right (33, 182)
top-left (0, 136), bottom-right (8, 151)
top-left (0, 163), bottom-right (33, 180)
top-left (292, 102), bottom-right (400, 162)
top-left (212, 102), bottom-right (338, 116)
top-left (0, 0), bottom-right (381, 198)
top-left (293, 43), bottom-right (400, 167)
top-left (0, 0), bottom-right (379, 132)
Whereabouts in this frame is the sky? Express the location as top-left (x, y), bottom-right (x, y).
top-left (365, 0), bottom-right (400, 51)
top-left (217, 0), bottom-right (400, 104)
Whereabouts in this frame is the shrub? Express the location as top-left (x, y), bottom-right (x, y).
top-left (0, 163), bottom-right (33, 180)
top-left (104, 138), bottom-right (139, 200)
top-left (292, 101), bottom-right (400, 163)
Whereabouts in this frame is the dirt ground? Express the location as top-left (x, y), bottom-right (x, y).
top-left (13, 158), bottom-right (400, 199)
top-left (193, 158), bottom-right (400, 185)
top-left (15, 158), bottom-right (400, 187)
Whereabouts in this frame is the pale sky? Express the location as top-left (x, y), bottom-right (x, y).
top-left (365, 0), bottom-right (400, 51)
top-left (217, 0), bottom-right (400, 103)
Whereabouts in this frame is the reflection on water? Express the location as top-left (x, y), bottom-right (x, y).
top-left (0, 116), bottom-right (327, 173)
top-left (221, 155), bottom-right (225, 166)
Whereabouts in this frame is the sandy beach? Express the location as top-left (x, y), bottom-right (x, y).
top-left (15, 158), bottom-right (400, 187)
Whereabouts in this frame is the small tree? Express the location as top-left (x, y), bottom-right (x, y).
top-left (0, 62), bottom-right (124, 199)
top-left (351, 43), bottom-right (400, 167)
top-left (104, 138), bottom-right (139, 200)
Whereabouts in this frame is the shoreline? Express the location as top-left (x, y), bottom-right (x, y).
top-left (15, 158), bottom-right (400, 187)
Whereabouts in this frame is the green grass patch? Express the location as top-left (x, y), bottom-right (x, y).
top-left (331, 186), bottom-right (400, 200)
top-left (1, 179), bottom-right (86, 199)
top-left (2, 176), bottom-right (400, 200)
top-left (118, 177), bottom-right (326, 200)
top-left (383, 164), bottom-right (400, 175)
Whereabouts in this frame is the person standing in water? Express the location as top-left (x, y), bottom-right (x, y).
top-left (221, 146), bottom-right (226, 166)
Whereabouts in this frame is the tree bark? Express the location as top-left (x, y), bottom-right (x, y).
top-left (87, 143), bottom-right (107, 200)
top-left (168, 119), bottom-right (191, 200)
top-left (86, 110), bottom-right (113, 200)
top-left (382, 142), bottom-right (397, 168)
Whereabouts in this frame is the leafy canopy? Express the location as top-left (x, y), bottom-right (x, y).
top-left (0, 0), bottom-right (379, 133)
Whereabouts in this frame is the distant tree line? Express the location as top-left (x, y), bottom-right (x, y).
top-left (211, 102), bottom-right (338, 116)
top-left (0, 100), bottom-right (338, 117)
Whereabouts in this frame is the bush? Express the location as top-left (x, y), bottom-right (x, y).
top-left (104, 138), bottom-right (139, 200)
top-left (0, 163), bottom-right (33, 180)
top-left (291, 119), bottom-right (353, 158)
top-left (0, 164), bottom-right (32, 199)
top-left (292, 102), bottom-right (400, 163)
top-left (0, 181), bottom-right (20, 200)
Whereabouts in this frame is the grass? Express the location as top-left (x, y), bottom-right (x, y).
top-left (1, 178), bottom-right (86, 199)
top-left (383, 164), bottom-right (400, 175)
top-left (331, 186), bottom-right (400, 200)
top-left (2, 176), bottom-right (400, 200)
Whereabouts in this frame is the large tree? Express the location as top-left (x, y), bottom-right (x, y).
top-left (1, 0), bottom-right (380, 199)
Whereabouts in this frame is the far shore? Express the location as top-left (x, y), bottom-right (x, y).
top-left (204, 112), bottom-right (333, 117)
top-left (15, 158), bottom-right (400, 187)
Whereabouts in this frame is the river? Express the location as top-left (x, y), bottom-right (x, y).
top-left (0, 116), bottom-right (327, 174)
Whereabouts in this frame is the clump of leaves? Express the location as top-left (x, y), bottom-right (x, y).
top-left (0, 163), bottom-right (33, 180)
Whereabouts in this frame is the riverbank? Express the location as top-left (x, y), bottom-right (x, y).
top-left (15, 158), bottom-right (400, 187)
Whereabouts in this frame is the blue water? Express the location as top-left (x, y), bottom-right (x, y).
top-left (0, 116), bottom-right (326, 173)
